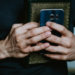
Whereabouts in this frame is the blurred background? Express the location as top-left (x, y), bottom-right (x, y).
top-left (68, 61), bottom-right (75, 75)
top-left (68, 28), bottom-right (75, 75)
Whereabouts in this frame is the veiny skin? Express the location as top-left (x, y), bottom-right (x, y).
top-left (0, 21), bottom-right (75, 61)
top-left (0, 22), bottom-right (51, 59)
top-left (45, 22), bottom-right (75, 61)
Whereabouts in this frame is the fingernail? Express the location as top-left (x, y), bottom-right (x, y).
top-left (45, 32), bottom-right (51, 36)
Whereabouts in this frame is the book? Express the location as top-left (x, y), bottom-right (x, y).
top-left (25, 0), bottom-right (71, 64)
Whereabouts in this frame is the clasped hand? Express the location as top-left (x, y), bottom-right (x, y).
top-left (1, 22), bottom-right (75, 61)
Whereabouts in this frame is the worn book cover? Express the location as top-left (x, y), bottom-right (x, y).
top-left (25, 0), bottom-right (70, 64)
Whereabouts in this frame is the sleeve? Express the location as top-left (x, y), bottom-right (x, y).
top-left (0, 0), bottom-right (25, 39)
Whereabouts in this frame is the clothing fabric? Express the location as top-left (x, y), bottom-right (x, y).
top-left (0, 0), bottom-right (74, 75)
top-left (0, 52), bottom-right (68, 74)
top-left (0, 0), bottom-right (25, 39)
top-left (0, 59), bottom-right (68, 75)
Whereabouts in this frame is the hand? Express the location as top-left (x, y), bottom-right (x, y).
top-left (0, 22), bottom-right (51, 59)
top-left (45, 22), bottom-right (75, 61)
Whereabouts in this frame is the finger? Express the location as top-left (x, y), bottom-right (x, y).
top-left (45, 54), bottom-right (67, 61)
top-left (15, 26), bottom-right (49, 41)
top-left (16, 34), bottom-right (26, 43)
top-left (14, 27), bottom-right (27, 36)
top-left (27, 31), bottom-right (51, 44)
top-left (46, 34), bottom-right (71, 47)
top-left (17, 40), bottom-right (27, 50)
top-left (32, 43), bottom-right (50, 52)
top-left (46, 22), bottom-right (73, 37)
top-left (25, 26), bottom-right (50, 38)
top-left (22, 43), bottom-right (50, 53)
top-left (21, 22), bottom-right (39, 30)
top-left (46, 34), bottom-right (62, 45)
top-left (11, 24), bottom-right (23, 34)
top-left (5, 24), bottom-right (23, 42)
top-left (46, 46), bottom-right (69, 54)
top-left (37, 42), bottom-right (43, 45)
top-left (14, 22), bottom-right (39, 36)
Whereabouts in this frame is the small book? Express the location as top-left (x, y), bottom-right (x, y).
top-left (25, 0), bottom-right (71, 64)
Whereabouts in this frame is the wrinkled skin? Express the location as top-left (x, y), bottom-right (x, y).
top-left (0, 21), bottom-right (75, 61)
top-left (0, 22), bottom-right (51, 59)
top-left (45, 22), bottom-right (75, 61)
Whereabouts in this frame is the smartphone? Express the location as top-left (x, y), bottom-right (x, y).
top-left (39, 9), bottom-right (64, 54)
top-left (40, 9), bottom-right (64, 26)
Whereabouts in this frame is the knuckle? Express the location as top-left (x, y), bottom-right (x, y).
top-left (12, 24), bottom-right (22, 29)
top-left (12, 24), bottom-right (22, 34)
top-left (63, 56), bottom-right (67, 60)
top-left (41, 33), bottom-right (45, 38)
top-left (64, 50), bottom-right (69, 54)
top-left (30, 30), bottom-right (36, 36)
top-left (67, 43), bottom-right (71, 48)
top-left (43, 26), bottom-right (50, 31)
top-left (53, 37), bottom-right (57, 41)
top-left (42, 32), bottom-right (50, 38)
top-left (14, 28), bottom-right (21, 36)
top-left (21, 48), bottom-right (25, 53)
top-left (30, 38), bottom-right (36, 44)
top-left (24, 47), bottom-right (32, 53)
top-left (12, 24), bottom-right (18, 29)
top-left (50, 22), bottom-right (54, 25)
top-left (12, 24), bottom-right (17, 29)
top-left (29, 47), bottom-right (33, 52)
top-left (66, 39), bottom-right (72, 48)
top-left (51, 36), bottom-right (57, 42)
top-left (69, 32), bottom-right (74, 37)
top-left (30, 22), bottom-right (38, 27)
top-left (32, 47), bottom-right (36, 51)
top-left (40, 45), bottom-right (44, 49)
top-left (60, 26), bottom-right (66, 33)
top-left (17, 43), bottom-right (24, 50)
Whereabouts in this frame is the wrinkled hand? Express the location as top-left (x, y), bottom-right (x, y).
top-left (0, 22), bottom-right (51, 59)
top-left (45, 22), bottom-right (75, 61)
